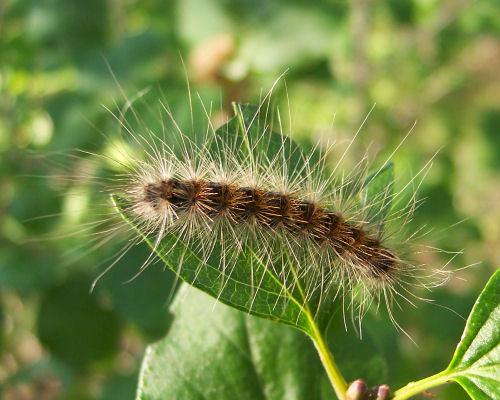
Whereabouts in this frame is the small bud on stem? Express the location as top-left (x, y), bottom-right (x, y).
top-left (346, 379), bottom-right (390, 400)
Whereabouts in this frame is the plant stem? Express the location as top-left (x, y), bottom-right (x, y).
top-left (309, 323), bottom-right (348, 400)
top-left (392, 370), bottom-right (452, 400)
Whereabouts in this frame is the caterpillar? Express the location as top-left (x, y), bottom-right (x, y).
top-left (52, 82), bottom-right (450, 330)
top-left (136, 174), bottom-right (396, 277)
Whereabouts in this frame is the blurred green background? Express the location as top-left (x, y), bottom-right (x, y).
top-left (1, 0), bottom-right (499, 399)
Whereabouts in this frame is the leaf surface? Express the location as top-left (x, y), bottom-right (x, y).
top-left (136, 284), bottom-right (386, 400)
top-left (446, 268), bottom-right (500, 399)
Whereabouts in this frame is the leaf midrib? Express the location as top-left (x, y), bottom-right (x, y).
top-left (447, 363), bottom-right (500, 378)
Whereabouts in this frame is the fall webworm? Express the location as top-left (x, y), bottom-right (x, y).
top-left (43, 76), bottom-right (454, 333)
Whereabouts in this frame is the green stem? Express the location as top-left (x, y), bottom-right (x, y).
top-left (392, 370), bottom-right (452, 400)
top-left (279, 252), bottom-right (348, 399)
top-left (309, 322), bottom-right (348, 400)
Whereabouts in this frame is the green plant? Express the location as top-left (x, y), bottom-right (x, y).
top-left (114, 104), bottom-right (499, 400)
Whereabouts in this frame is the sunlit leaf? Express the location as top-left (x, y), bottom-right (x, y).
top-left (446, 268), bottom-right (500, 399)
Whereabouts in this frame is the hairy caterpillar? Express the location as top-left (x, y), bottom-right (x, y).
top-left (50, 81), bottom-right (450, 331)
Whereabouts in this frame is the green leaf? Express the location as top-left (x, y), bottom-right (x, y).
top-left (446, 267), bottom-right (500, 399)
top-left (393, 268), bottom-right (500, 400)
top-left (137, 284), bottom-right (386, 400)
top-left (137, 285), bottom-right (328, 400)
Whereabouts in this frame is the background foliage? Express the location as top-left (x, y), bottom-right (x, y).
top-left (0, 0), bottom-right (499, 399)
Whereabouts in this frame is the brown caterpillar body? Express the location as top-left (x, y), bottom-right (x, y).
top-left (139, 178), bottom-right (398, 279)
